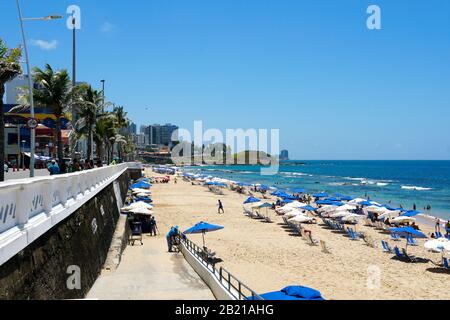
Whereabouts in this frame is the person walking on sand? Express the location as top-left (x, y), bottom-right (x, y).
top-left (435, 218), bottom-right (441, 234)
top-left (218, 200), bottom-right (225, 214)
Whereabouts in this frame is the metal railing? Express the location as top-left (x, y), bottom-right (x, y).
top-left (177, 232), bottom-right (264, 300)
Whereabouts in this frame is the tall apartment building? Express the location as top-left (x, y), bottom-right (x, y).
top-left (148, 124), bottom-right (179, 147)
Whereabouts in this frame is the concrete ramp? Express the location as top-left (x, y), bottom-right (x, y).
top-left (87, 235), bottom-right (215, 300)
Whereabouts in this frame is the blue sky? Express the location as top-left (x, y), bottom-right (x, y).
top-left (2, 0), bottom-right (450, 160)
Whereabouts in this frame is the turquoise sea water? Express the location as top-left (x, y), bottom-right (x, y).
top-left (186, 161), bottom-right (450, 220)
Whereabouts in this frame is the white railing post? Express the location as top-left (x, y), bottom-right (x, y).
top-left (42, 178), bottom-right (55, 215)
top-left (15, 183), bottom-right (31, 226)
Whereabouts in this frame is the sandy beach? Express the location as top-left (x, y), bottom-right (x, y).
top-left (148, 170), bottom-right (450, 300)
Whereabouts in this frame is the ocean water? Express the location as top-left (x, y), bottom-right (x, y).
top-left (185, 161), bottom-right (450, 220)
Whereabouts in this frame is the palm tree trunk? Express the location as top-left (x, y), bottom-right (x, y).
top-left (0, 84), bottom-right (5, 182)
top-left (87, 125), bottom-right (93, 162)
top-left (56, 115), bottom-right (64, 163)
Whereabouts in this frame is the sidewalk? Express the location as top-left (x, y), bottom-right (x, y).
top-left (87, 234), bottom-right (215, 300)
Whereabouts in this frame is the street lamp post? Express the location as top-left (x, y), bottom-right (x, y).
top-left (101, 79), bottom-right (105, 113)
top-left (15, 0), bottom-right (61, 177)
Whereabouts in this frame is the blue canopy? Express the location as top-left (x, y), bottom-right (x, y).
top-left (313, 193), bottom-right (329, 198)
top-left (389, 227), bottom-right (427, 239)
top-left (292, 188), bottom-right (306, 194)
top-left (301, 205), bottom-right (316, 212)
top-left (400, 210), bottom-right (421, 217)
top-left (247, 286), bottom-right (324, 301)
top-left (130, 181), bottom-right (151, 189)
top-left (184, 221), bottom-right (224, 247)
top-left (244, 197), bottom-right (261, 204)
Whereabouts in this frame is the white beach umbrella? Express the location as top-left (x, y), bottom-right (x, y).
top-left (424, 238), bottom-right (450, 253)
top-left (330, 211), bottom-right (352, 218)
top-left (318, 205), bottom-right (339, 213)
top-left (341, 214), bottom-right (365, 223)
top-left (349, 198), bottom-right (367, 204)
top-left (392, 216), bottom-right (416, 224)
top-left (121, 201), bottom-right (153, 212)
top-left (365, 206), bottom-right (387, 214)
top-left (334, 204), bottom-right (358, 212)
top-left (284, 210), bottom-right (306, 219)
top-left (132, 188), bottom-right (152, 195)
top-left (128, 207), bottom-right (154, 216)
top-left (288, 216), bottom-right (315, 224)
top-left (379, 210), bottom-right (401, 219)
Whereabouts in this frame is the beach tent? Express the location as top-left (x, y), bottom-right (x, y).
top-left (244, 197), bottom-right (261, 204)
top-left (184, 222), bottom-right (224, 247)
top-left (247, 286), bottom-right (324, 301)
top-left (389, 226), bottom-right (427, 252)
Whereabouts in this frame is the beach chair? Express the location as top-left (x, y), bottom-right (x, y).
top-left (320, 240), bottom-right (331, 254)
top-left (406, 235), bottom-right (418, 246)
top-left (443, 257), bottom-right (450, 270)
top-left (347, 228), bottom-right (360, 241)
top-left (381, 241), bottom-right (393, 253)
top-left (393, 247), bottom-right (406, 259)
top-left (391, 233), bottom-right (401, 241)
top-left (401, 248), bottom-right (419, 263)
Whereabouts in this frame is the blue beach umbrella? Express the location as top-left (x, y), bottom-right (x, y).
top-left (325, 197), bottom-right (340, 202)
top-left (400, 210), bottom-right (422, 218)
top-left (130, 181), bottom-right (151, 190)
top-left (244, 197), bottom-right (261, 204)
top-left (313, 193), bottom-right (329, 198)
top-left (389, 226), bottom-right (427, 252)
top-left (301, 205), bottom-right (316, 212)
top-left (359, 201), bottom-right (374, 206)
top-left (292, 188), bottom-right (306, 194)
top-left (184, 222), bottom-right (224, 247)
top-left (259, 185), bottom-right (270, 191)
top-left (335, 194), bottom-right (353, 201)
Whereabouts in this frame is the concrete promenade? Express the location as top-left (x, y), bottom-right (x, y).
top-left (87, 234), bottom-right (214, 300)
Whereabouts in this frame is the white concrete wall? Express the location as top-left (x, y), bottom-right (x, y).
top-left (0, 162), bottom-right (143, 266)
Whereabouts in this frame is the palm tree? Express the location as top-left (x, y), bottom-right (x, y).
top-left (72, 85), bottom-right (105, 161)
top-left (112, 105), bottom-right (129, 161)
top-left (0, 39), bottom-right (22, 182)
top-left (32, 64), bottom-right (72, 164)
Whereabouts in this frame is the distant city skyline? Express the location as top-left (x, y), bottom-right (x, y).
top-left (2, 0), bottom-right (450, 160)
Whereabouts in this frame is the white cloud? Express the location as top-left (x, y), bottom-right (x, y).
top-left (101, 22), bottom-right (115, 33)
top-left (30, 39), bottom-right (58, 50)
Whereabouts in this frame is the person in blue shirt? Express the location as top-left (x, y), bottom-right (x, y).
top-left (47, 160), bottom-right (60, 175)
top-left (166, 226), bottom-right (179, 252)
